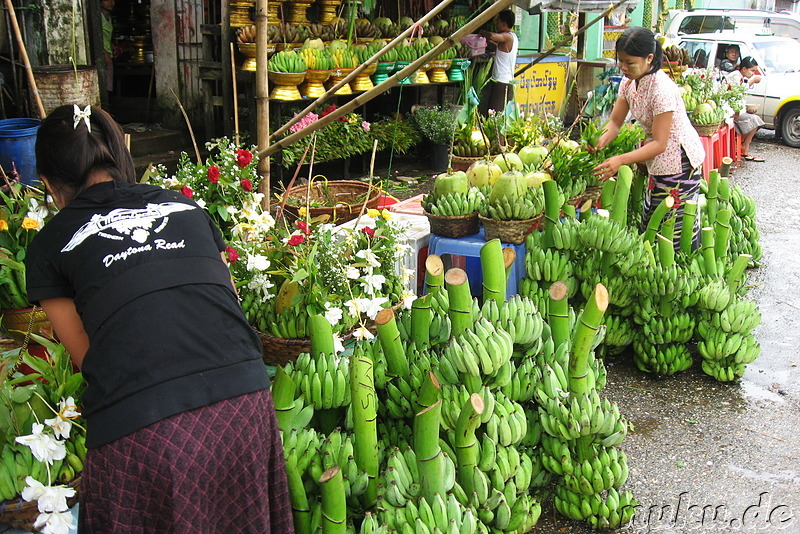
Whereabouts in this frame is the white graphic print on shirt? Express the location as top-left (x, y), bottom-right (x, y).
top-left (61, 202), bottom-right (196, 253)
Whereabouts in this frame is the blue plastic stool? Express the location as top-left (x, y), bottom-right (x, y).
top-left (425, 228), bottom-right (526, 298)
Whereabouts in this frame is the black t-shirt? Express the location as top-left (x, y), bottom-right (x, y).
top-left (26, 181), bottom-right (269, 448)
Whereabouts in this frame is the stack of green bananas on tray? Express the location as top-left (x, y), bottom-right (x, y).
top-left (480, 186), bottom-right (544, 221)
top-left (421, 188), bottom-right (485, 216)
top-left (299, 48), bottom-right (334, 71)
top-left (268, 50), bottom-right (307, 73)
top-left (395, 41), bottom-right (420, 62)
top-left (330, 46), bottom-right (358, 69)
top-left (372, 39), bottom-right (398, 63)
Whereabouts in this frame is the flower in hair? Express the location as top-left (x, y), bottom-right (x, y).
top-left (72, 105), bottom-right (91, 132)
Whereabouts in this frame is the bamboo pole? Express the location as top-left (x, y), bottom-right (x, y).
top-left (284, 455), bottom-right (312, 534)
top-left (272, 366), bottom-right (297, 432)
top-left (727, 254), bottom-right (752, 292)
top-left (259, 0), bottom-right (517, 159)
top-left (543, 180), bottom-right (561, 248)
top-left (230, 42), bottom-right (240, 146)
top-left (270, 0), bottom-right (456, 141)
top-left (308, 314), bottom-right (335, 358)
top-left (714, 208), bottom-right (732, 261)
top-left (610, 165), bottom-right (633, 226)
top-left (706, 169), bottom-right (720, 227)
top-left (256, 0), bottom-right (271, 210)
top-left (700, 226), bottom-right (717, 277)
top-left (5, 0), bottom-right (45, 119)
top-left (319, 466), bottom-right (347, 534)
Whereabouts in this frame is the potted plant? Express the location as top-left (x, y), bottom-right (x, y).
top-left (409, 106), bottom-right (458, 172)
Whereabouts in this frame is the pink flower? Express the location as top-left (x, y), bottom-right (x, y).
top-left (290, 112), bottom-right (320, 133)
top-left (236, 149), bottom-right (253, 168)
top-left (361, 121), bottom-right (371, 131)
top-left (288, 234), bottom-right (305, 246)
top-left (181, 186), bottom-right (194, 199)
top-left (207, 165), bottom-right (220, 183)
top-left (297, 220), bottom-right (311, 235)
top-left (241, 179), bottom-right (253, 192)
top-left (362, 226), bottom-right (375, 237)
top-left (225, 246), bottom-right (239, 264)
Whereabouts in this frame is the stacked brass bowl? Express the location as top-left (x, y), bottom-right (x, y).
top-left (237, 42), bottom-right (276, 71)
top-left (428, 59), bottom-right (452, 83)
top-left (352, 63), bottom-right (377, 92)
top-left (327, 67), bottom-right (354, 95)
top-left (230, 0), bottom-right (254, 27)
top-left (269, 70), bottom-right (307, 100)
top-left (302, 69), bottom-right (331, 98)
top-left (316, 0), bottom-right (342, 24)
top-left (412, 63), bottom-right (431, 84)
top-left (286, 0), bottom-right (313, 24)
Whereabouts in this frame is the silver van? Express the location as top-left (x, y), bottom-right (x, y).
top-left (665, 9), bottom-right (800, 41)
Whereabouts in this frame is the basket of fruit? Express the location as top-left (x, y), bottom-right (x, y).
top-left (421, 171), bottom-right (485, 238)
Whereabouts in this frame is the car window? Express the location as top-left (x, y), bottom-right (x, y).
top-left (770, 21), bottom-right (800, 40)
top-left (751, 39), bottom-right (800, 72)
top-left (678, 15), bottom-right (734, 35)
top-left (680, 41), bottom-right (715, 68)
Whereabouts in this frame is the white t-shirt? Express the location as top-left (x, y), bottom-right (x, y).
top-left (492, 32), bottom-right (518, 84)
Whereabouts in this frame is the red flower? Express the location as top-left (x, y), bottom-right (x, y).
top-left (225, 246), bottom-right (239, 264)
top-left (236, 149), bottom-right (253, 168)
top-left (241, 179), bottom-right (253, 192)
top-left (669, 189), bottom-right (682, 209)
top-left (297, 220), bottom-right (311, 235)
top-left (361, 226), bottom-right (375, 237)
top-left (288, 234), bottom-right (305, 246)
top-left (207, 165), bottom-right (220, 183)
top-left (321, 104), bottom-right (337, 117)
top-left (647, 176), bottom-right (655, 191)
top-left (181, 186), bottom-right (194, 199)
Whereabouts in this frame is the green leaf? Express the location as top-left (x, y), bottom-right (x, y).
top-left (292, 268), bottom-right (309, 282)
top-left (217, 205), bottom-right (230, 222)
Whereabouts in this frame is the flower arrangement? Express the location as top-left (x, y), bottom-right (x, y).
top-left (147, 137), bottom-right (266, 242)
top-left (0, 178), bottom-right (51, 310)
top-left (229, 208), bottom-right (413, 343)
top-left (1, 336), bottom-right (87, 534)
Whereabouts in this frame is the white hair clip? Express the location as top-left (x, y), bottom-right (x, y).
top-left (73, 104), bottom-right (92, 132)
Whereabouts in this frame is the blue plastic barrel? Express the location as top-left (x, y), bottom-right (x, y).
top-left (0, 118), bottom-right (41, 186)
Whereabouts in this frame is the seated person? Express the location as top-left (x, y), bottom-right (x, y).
top-left (719, 45), bottom-right (740, 72)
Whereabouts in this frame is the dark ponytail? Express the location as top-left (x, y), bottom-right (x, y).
top-left (616, 26), bottom-right (663, 76)
top-left (35, 105), bottom-right (136, 204)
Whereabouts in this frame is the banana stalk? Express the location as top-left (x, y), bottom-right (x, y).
top-left (350, 343), bottom-right (379, 507)
top-left (642, 239), bottom-right (657, 267)
top-left (445, 268), bottom-right (473, 338)
top-left (719, 156), bottom-right (733, 178)
top-left (568, 284), bottom-right (609, 396)
top-left (425, 255), bottom-right (445, 294)
top-left (480, 239), bottom-right (507, 303)
top-left (727, 254), bottom-right (752, 292)
top-left (319, 466), bottom-right (347, 534)
top-left (415, 400), bottom-right (445, 501)
top-left (503, 247), bottom-right (517, 284)
top-left (563, 204), bottom-right (577, 219)
top-left (657, 234), bottom-right (676, 316)
top-left (273, 366), bottom-right (298, 432)
top-left (543, 180), bottom-right (561, 248)
top-left (679, 200), bottom-right (698, 255)
top-left (309, 314), bottom-right (335, 358)
top-left (718, 177), bottom-right (731, 203)
top-left (411, 294), bottom-right (432, 347)
top-left (579, 199), bottom-right (593, 221)
top-left (601, 178), bottom-right (616, 209)
top-left (643, 196), bottom-right (675, 244)
top-left (375, 308), bottom-right (410, 377)
top-left (700, 227), bottom-right (717, 277)
top-left (714, 209), bottom-right (731, 261)
top-left (630, 171), bottom-right (646, 218)
top-left (706, 169), bottom-right (720, 227)
top-left (548, 281), bottom-right (571, 352)
top-left (610, 165), bottom-right (633, 226)
top-left (417, 370), bottom-right (441, 412)
top-left (454, 393), bottom-right (484, 495)
top-left (285, 455), bottom-right (313, 534)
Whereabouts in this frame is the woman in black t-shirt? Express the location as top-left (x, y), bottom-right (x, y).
top-left (27, 105), bottom-right (294, 533)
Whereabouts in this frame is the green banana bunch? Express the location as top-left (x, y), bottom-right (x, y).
top-left (696, 326), bottom-right (760, 366)
top-left (479, 294), bottom-right (545, 350)
top-left (603, 314), bottom-right (636, 350)
top-left (525, 246), bottom-right (574, 283)
top-left (633, 263), bottom-right (689, 299)
top-left (290, 350), bottom-right (351, 409)
top-left (701, 358), bottom-right (747, 382)
top-left (697, 278), bottom-right (733, 312)
top-left (549, 217), bottom-right (583, 251)
top-left (632, 338), bottom-right (693, 375)
top-left (640, 311), bottom-right (696, 344)
top-left (441, 317), bottom-right (514, 377)
top-left (578, 214), bottom-right (637, 254)
top-left (421, 188), bottom-right (485, 216)
top-left (484, 392), bottom-right (527, 447)
top-left (300, 48), bottom-right (334, 71)
top-left (698, 299), bottom-right (761, 335)
top-left (268, 50), bottom-right (307, 73)
top-left (331, 48), bottom-right (358, 69)
top-left (381, 447), bottom-right (420, 507)
top-left (481, 192), bottom-right (541, 221)
top-left (281, 427), bottom-right (322, 477)
top-left (554, 482), bottom-right (637, 529)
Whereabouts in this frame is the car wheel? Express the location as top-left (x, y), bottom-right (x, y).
top-left (781, 105), bottom-right (800, 148)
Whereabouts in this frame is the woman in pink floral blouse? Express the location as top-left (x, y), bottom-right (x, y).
top-left (591, 27), bottom-right (705, 249)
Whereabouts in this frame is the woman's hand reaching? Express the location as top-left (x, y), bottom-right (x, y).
top-left (593, 155), bottom-right (624, 181)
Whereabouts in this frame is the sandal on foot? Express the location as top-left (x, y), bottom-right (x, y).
top-left (745, 155), bottom-right (765, 162)
top-left (743, 154), bottom-right (755, 160)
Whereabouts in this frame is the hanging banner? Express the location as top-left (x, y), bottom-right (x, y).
top-left (515, 56), bottom-right (569, 117)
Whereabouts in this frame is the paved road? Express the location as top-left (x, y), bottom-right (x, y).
top-left (532, 132), bottom-right (800, 533)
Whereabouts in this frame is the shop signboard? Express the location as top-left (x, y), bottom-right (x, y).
top-left (514, 56), bottom-right (569, 118)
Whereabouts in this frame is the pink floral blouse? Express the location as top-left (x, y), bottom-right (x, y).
top-left (619, 70), bottom-right (705, 175)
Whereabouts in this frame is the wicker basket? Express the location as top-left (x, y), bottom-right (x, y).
top-left (450, 155), bottom-right (484, 171)
top-left (257, 330), bottom-right (310, 366)
top-left (567, 185), bottom-right (604, 208)
top-left (479, 214), bottom-right (542, 245)
top-left (425, 210), bottom-right (480, 238)
top-left (0, 476), bottom-right (81, 530)
top-left (283, 180), bottom-right (382, 226)
top-left (692, 121), bottom-right (722, 137)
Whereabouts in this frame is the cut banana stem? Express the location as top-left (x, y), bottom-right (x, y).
top-left (660, 215), bottom-right (676, 249)
top-left (569, 283), bottom-right (609, 396)
top-left (285, 455), bottom-right (313, 534)
top-left (350, 343), bottom-right (379, 507)
top-left (718, 177), bottom-right (731, 202)
top-left (415, 400), bottom-right (445, 501)
top-left (643, 195), bottom-right (674, 244)
top-left (425, 254), bottom-right (445, 294)
top-left (480, 239), bottom-right (507, 303)
top-left (707, 169), bottom-right (720, 227)
top-left (714, 209), bottom-right (732, 261)
top-left (543, 180), bottom-right (561, 247)
top-left (417, 371), bottom-right (441, 411)
top-left (610, 165), bottom-right (633, 226)
top-left (411, 294), bottom-right (432, 346)
top-left (445, 267), bottom-right (473, 338)
top-left (309, 314), bottom-right (335, 358)
top-left (727, 254), bottom-right (752, 292)
top-left (720, 156), bottom-right (733, 178)
top-left (601, 178), bottom-right (616, 210)
top-left (700, 227), bottom-right (718, 277)
top-left (642, 239), bottom-right (657, 267)
top-left (563, 204), bottom-right (577, 219)
top-left (657, 233), bottom-right (675, 268)
top-left (319, 466), bottom-right (347, 534)
top-left (579, 199), bottom-right (593, 220)
top-left (548, 281), bottom-right (571, 353)
top-left (680, 200), bottom-right (698, 255)
top-left (273, 366), bottom-right (298, 432)
top-left (502, 247), bottom-right (517, 285)
top-left (375, 308), bottom-right (410, 377)
top-left (454, 393), bottom-right (485, 495)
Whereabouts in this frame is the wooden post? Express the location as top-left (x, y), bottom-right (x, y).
top-left (230, 43), bottom-right (240, 146)
top-left (5, 0), bottom-right (45, 118)
top-left (259, 0), bottom-right (517, 159)
top-left (256, 0), bottom-right (271, 210)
